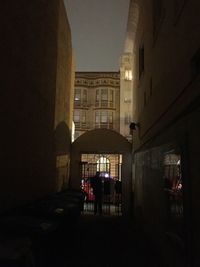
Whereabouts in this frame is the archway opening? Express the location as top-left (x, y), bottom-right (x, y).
top-left (80, 153), bottom-right (122, 216)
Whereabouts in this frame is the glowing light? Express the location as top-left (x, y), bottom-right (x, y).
top-left (72, 121), bottom-right (75, 142)
top-left (124, 70), bottom-right (132, 81)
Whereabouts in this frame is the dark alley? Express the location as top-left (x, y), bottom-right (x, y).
top-left (1, 0), bottom-right (200, 266)
top-left (45, 214), bottom-right (161, 267)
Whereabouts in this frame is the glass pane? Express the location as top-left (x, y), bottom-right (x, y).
top-left (101, 89), bottom-right (108, 101)
top-left (82, 111), bottom-right (86, 122)
top-left (83, 90), bottom-right (87, 101)
top-left (101, 111), bottom-right (107, 123)
top-left (74, 110), bottom-right (80, 122)
top-left (75, 89), bottom-right (81, 101)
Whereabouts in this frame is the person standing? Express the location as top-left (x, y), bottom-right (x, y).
top-left (91, 172), bottom-right (103, 215)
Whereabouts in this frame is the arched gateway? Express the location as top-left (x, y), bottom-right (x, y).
top-left (70, 129), bottom-right (132, 216)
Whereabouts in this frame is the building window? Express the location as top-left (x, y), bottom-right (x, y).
top-left (97, 157), bottom-right (110, 172)
top-left (139, 45), bottom-right (144, 78)
top-left (95, 111), bottom-right (113, 128)
top-left (124, 69), bottom-right (133, 81)
top-left (74, 89), bottom-right (81, 101)
top-left (74, 110), bottom-right (80, 122)
top-left (163, 152), bottom-right (183, 230)
top-left (82, 111), bottom-right (86, 123)
top-left (83, 89), bottom-right (87, 102)
top-left (110, 90), bottom-right (114, 108)
top-left (95, 111), bottom-right (100, 123)
top-left (101, 89), bottom-right (108, 108)
top-left (95, 89), bottom-right (115, 108)
top-left (101, 89), bottom-right (108, 101)
top-left (101, 111), bottom-right (108, 123)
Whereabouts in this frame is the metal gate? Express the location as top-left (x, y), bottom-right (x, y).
top-left (80, 159), bottom-right (122, 216)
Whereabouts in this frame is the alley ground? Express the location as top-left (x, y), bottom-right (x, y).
top-left (40, 214), bottom-right (162, 267)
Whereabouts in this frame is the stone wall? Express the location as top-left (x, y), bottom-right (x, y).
top-left (0, 0), bottom-right (73, 211)
top-left (125, 0), bottom-right (200, 265)
top-left (129, 0), bottom-right (200, 147)
top-left (54, 0), bottom-right (74, 190)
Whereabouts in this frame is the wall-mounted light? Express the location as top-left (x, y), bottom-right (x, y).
top-left (129, 122), bottom-right (140, 130)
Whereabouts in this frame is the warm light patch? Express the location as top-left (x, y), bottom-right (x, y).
top-left (124, 69), bottom-right (132, 81)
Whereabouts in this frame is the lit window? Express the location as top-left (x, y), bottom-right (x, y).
top-left (74, 89), bottom-right (81, 101)
top-left (97, 157), bottom-right (110, 172)
top-left (124, 70), bottom-right (133, 81)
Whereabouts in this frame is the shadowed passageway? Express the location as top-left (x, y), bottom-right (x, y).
top-left (2, 1), bottom-right (199, 266)
top-left (49, 215), bottom-right (161, 267)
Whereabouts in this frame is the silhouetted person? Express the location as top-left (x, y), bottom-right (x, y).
top-left (115, 180), bottom-right (122, 194)
top-left (91, 172), bottom-right (103, 215)
top-left (114, 180), bottom-right (122, 209)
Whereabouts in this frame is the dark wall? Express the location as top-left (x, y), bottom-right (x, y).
top-left (0, 0), bottom-right (64, 211)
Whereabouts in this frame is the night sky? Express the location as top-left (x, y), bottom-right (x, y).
top-left (64, 0), bottom-right (130, 72)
